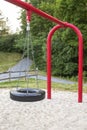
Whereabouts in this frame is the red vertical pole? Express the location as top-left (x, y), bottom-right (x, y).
top-left (47, 34), bottom-right (51, 99)
top-left (47, 25), bottom-right (62, 99)
top-left (26, 10), bottom-right (32, 22)
top-left (64, 23), bottom-right (83, 102)
top-left (77, 30), bottom-right (83, 102)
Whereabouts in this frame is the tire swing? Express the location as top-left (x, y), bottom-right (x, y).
top-left (10, 88), bottom-right (45, 102)
top-left (10, 7), bottom-right (45, 102)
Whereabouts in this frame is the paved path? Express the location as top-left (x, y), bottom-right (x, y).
top-left (37, 75), bottom-right (75, 84)
top-left (0, 58), bottom-right (32, 82)
top-left (8, 58), bottom-right (32, 71)
top-left (0, 58), bottom-right (75, 84)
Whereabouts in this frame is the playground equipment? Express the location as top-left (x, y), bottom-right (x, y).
top-left (4, 0), bottom-right (83, 103)
top-left (10, 1), bottom-right (45, 102)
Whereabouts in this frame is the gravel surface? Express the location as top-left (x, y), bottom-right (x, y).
top-left (0, 89), bottom-right (87, 130)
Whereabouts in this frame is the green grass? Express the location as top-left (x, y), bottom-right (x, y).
top-left (52, 82), bottom-right (87, 93)
top-left (0, 78), bottom-right (87, 93)
top-left (0, 51), bottom-right (86, 93)
top-left (0, 52), bottom-right (21, 72)
top-left (0, 78), bottom-right (46, 89)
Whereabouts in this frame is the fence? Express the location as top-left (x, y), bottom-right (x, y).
top-left (0, 69), bottom-right (38, 82)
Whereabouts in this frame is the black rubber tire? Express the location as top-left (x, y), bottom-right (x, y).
top-left (10, 88), bottom-right (45, 102)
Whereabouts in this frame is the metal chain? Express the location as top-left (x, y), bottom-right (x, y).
top-left (26, 22), bottom-right (39, 89)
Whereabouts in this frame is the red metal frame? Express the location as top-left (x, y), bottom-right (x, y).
top-left (26, 10), bottom-right (32, 22)
top-left (5, 0), bottom-right (66, 26)
top-left (4, 0), bottom-right (83, 102)
top-left (47, 24), bottom-right (83, 102)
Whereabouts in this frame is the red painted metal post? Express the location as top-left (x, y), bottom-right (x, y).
top-left (26, 10), bottom-right (32, 22)
top-left (64, 23), bottom-right (83, 102)
top-left (47, 25), bottom-right (62, 99)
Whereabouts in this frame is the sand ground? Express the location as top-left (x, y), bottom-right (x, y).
top-left (0, 89), bottom-right (87, 130)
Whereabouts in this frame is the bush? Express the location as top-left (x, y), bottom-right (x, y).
top-left (0, 34), bottom-right (17, 52)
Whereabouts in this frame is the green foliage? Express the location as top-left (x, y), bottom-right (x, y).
top-left (17, 0), bottom-right (87, 78)
top-left (52, 36), bottom-right (78, 76)
top-left (0, 11), bottom-right (10, 35)
top-left (33, 39), bottom-right (46, 70)
top-left (57, 0), bottom-right (87, 46)
top-left (0, 0), bottom-right (87, 79)
top-left (0, 34), bottom-right (17, 52)
top-left (30, 1), bottom-right (58, 70)
top-left (31, 2), bottom-right (55, 37)
top-left (14, 34), bottom-right (26, 53)
top-left (52, 0), bottom-right (87, 77)
top-left (20, 10), bottom-right (26, 35)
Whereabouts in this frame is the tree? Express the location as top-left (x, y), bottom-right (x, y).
top-left (52, 0), bottom-right (87, 77)
top-left (18, 0), bottom-right (87, 77)
top-left (0, 10), bottom-right (18, 52)
top-left (0, 10), bottom-right (9, 35)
